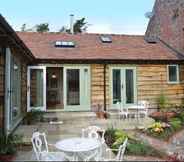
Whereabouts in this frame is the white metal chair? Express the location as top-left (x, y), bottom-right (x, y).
top-left (118, 102), bottom-right (129, 119)
top-left (103, 138), bottom-right (128, 161)
top-left (31, 131), bottom-right (66, 161)
top-left (137, 100), bottom-right (149, 117)
top-left (82, 126), bottom-right (105, 161)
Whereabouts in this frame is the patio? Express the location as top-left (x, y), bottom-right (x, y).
top-left (14, 111), bottom-right (155, 161)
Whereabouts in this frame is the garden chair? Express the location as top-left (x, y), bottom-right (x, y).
top-left (102, 138), bottom-right (128, 161)
top-left (31, 131), bottom-right (66, 161)
top-left (118, 102), bottom-right (129, 119)
top-left (81, 126), bottom-right (105, 161)
top-left (137, 100), bottom-right (149, 118)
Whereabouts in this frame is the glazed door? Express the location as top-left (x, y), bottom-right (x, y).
top-left (27, 66), bottom-right (46, 111)
top-left (64, 66), bottom-right (90, 111)
top-left (111, 67), bottom-right (137, 109)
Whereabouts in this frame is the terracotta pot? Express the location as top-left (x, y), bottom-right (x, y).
top-left (0, 155), bottom-right (15, 162)
top-left (150, 111), bottom-right (177, 121)
top-left (96, 112), bottom-right (105, 119)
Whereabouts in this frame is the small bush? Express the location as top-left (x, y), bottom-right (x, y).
top-left (25, 109), bottom-right (44, 124)
top-left (169, 118), bottom-right (182, 131)
top-left (178, 112), bottom-right (184, 122)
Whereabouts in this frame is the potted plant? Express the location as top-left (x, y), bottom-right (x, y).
top-left (150, 93), bottom-right (176, 122)
top-left (0, 132), bottom-right (22, 161)
top-left (24, 109), bottom-right (44, 125)
top-left (94, 104), bottom-right (109, 119)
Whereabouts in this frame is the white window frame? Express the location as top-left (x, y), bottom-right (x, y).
top-left (167, 64), bottom-right (179, 84)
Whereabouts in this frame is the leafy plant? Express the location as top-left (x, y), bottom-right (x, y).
top-left (169, 118), bottom-right (182, 130)
top-left (104, 126), bottom-right (116, 147)
top-left (0, 133), bottom-right (22, 155)
top-left (157, 93), bottom-right (167, 111)
top-left (149, 122), bottom-right (164, 134)
top-left (25, 109), bottom-right (44, 124)
top-left (178, 112), bottom-right (184, 122)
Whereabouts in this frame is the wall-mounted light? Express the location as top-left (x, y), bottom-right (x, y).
top-left (52, 73), bottom-right (57, 79)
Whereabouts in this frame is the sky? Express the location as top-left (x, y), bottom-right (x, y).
top-left (0, 0), bottom-right (155, 35)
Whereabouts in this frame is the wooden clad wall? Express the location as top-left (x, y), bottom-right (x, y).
top-left (137, 64), bottom-right (184, 110)
top-left (0, 50), bottom-right (5, 129)
top-left (91, 64), bottom-right (184, 112)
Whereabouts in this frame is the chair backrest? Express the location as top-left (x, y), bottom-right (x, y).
top-left (117, 102), bottom-right (128, 113)
top-left (116, 138), bottom-right (128, 161)
top-left (138, 100), bottom-right (149, 108)
top-left (82, 126), bottom-right (105, 143)
top-left (31, 132), bottom-right (49, 160)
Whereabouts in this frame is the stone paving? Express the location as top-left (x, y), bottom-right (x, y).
top-left (14, 111), bottom-right (158, 161)
top-left (135, 129), bottom-right (184, 158)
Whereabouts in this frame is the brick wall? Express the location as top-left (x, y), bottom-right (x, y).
top-left (146, 0), bottom-right (184, 53)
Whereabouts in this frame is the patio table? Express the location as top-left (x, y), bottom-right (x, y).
top-left (55, 137), bottom-right (101, 161)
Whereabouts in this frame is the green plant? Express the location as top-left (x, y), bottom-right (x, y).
top-left (112, 130), bottom-right (128, 149)
top-left (25, 109), bottom-right (44, 124)
top-left (0, 133), bottom-right (22, 155)
top-left (104, 126), bottom-right (116, 147)
top-left (149, 122), bottom-right (164, 134)
top-left (178, 112), bottom-right (184, 122)
top-left (126, 138), bottom-right (163, 157)
top-left (157, 93), bottom-right (167, 111)
top-left (169, 118), bottom-right (182, 130)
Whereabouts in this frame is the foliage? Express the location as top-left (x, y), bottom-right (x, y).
top-left (73, 18), bottom-right (88, 34)
top-left (104, 128), bottom-right (162, 157)
top-left (169, 118), bottom-right (182, 131)
top-left (21, 23), bottom-right (26, 31)
top-left (0, 132), bottom-right (22, 155)
top-left (156, 93), bottom-right (167, 111)
top-left (126, 138), bottom-right (162, 157)
top-left (149, 122), bottom-right (164, 134)
top-left (25, 109), bottom-right (44, 124)
top-left (178, 112), bottom-right (184, 122)
top-left (36, 23), bottom-right (49, 33)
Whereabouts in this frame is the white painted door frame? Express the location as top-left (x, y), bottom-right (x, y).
top-left (27, 66), bottom-right (46, 112)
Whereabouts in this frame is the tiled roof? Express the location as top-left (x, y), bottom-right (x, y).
top-left (17, 32), bottom-right (183, 61)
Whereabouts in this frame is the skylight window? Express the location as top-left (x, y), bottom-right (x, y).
top-left (100, 35), bottom-right (112, 43)
top-left (55, 41), bottom-right (75, 48)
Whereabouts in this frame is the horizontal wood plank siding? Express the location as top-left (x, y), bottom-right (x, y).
top-left (137, 64), bottom-right (184, 109)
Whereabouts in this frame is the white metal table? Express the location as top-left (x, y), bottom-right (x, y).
top-left (55, 137), bottom-right (101, 161)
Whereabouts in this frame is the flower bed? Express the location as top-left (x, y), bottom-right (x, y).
top-left (145, 112), bottom-right (184, 140)
top-left (104, 128), bottom-right (163, 157)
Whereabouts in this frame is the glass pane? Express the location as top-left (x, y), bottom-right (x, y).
top-left (67, 69), bottom-right (80, 105)
top-left (10, 58), bottom-right (21, 123)
top-left (169, 66), bottom-right (177, 82)
top-left (126, 69), bottom-right (134, 104)
top-left (30, 69), bottom-right (44, 107)
top-left (113, 70), bottom-right (121, 104)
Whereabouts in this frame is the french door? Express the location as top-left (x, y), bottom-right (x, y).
top-left (27, 66), bottom-right (46, 111)
top-left (63, 66), bottom-right (90, 111)
top-left (111, 67), bottom-right (137, 109)
top-left (5, 48), bottom-right (21, 133)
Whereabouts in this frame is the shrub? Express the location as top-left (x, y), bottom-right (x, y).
top-left (156, 93), bottom-right (167, 111)
top-left (104, 127), bottom-right (116, 147)
top-left (178, 112), bottom-right (184, 122)
top-left (149, 122), bottom-right (164, 134)
top-left (169, 118), bottom-right (182, 131)
top-left (25, 109), bottom-right (44, 124)
top-left (0, 133), bottom-right (22, 155)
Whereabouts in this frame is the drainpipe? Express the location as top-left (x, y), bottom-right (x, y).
top-left (104, 64), bottom-right (107, 111)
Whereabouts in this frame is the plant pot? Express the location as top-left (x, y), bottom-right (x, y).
top-left (96, 112), bottom-right (106, 119)
top-left (0, 155), bottom-right (15, 161)
top-left (150, 111), bottom-right (177, 122)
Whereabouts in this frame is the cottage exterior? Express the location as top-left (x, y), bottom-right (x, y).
top-left (0, 15), bottom-right (34, 134)
top-left (1, 0), bottom-right (184, 135)
top-left (15, 32), bottom-right (184, 115)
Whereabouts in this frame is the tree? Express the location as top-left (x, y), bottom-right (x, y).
top-left (21, 24), bottom-right (26, 31)
top-left (36, 23), bottom-right (49, 33)
top-left (73, 18), bottom-right (88, 34)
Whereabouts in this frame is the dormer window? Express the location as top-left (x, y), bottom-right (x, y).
top-left (55, 41), bottom-right (75, 48)
top-left (100, 35), bottom-right (112, 43)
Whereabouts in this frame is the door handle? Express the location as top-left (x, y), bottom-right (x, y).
top-left (122, 84), bottom-right (124, 89)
